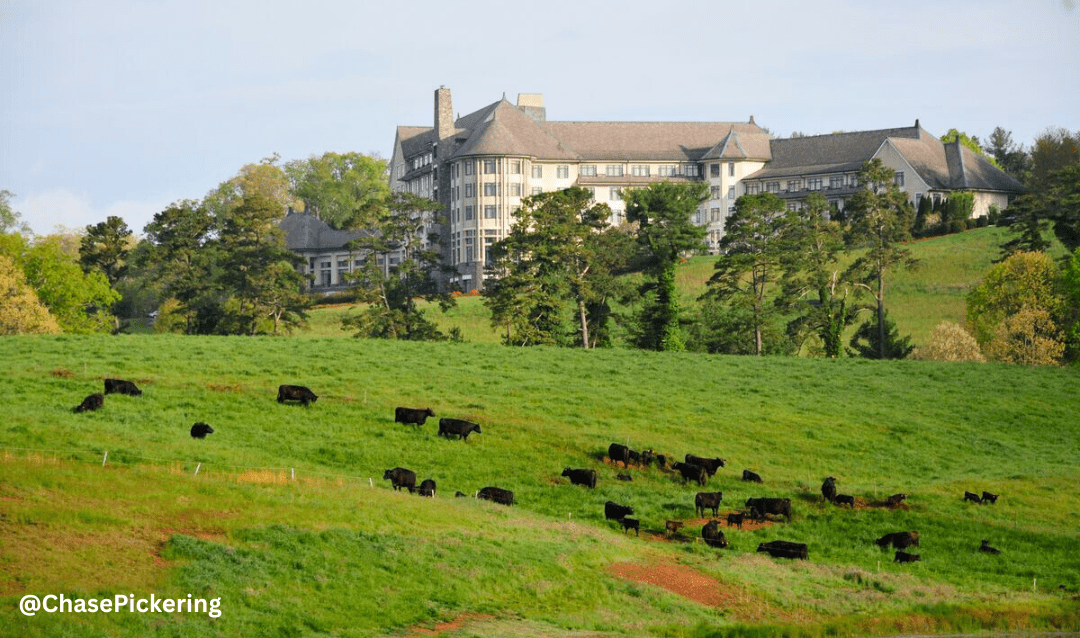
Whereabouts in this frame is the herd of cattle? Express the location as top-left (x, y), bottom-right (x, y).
top-left (71, 381), bottom-right (1006, 564)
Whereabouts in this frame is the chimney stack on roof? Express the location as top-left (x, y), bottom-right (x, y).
top-left (435, 86), bottom-right (454, 144)
top-left (517, 93), bottom-right (546, 122)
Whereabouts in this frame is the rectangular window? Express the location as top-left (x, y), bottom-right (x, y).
top-left (710, 207), bottom-right (720, 222)
top-left (788, 180), bottom-right (802, 192)
top-left (658, 165), bottom-right (675, 177)
top-left (684, 164), bottom-right (699, 177)
top-left (484, 159), bottom-right (497, 174)
top-left (710, 163), bottom-right (720, 177)
top-left (746, 182), bottom-right (760, 195)
top-left (606, 165), bottom-right (624, 177)
top-left (532, 165), bottom-right (543, 178)
top-left (510, 160), bottom-right (521, 174)
top-left (464, 160), bottom-right (474, 175)
top-left (465, 205), bottom-right (474, 220)
top-left (610, 187), bottom-right (621, 201)
top-left (557, 165), bottom-right (569, 179)
top-left (808, 178), bottom-right (823, 191)
top-left (829, 176), bottom-right (844, 190)
top-left (580, 165), bottom-right (597, 177)
top-left (849, 174), bottom-right (859, 187)
top-left (729, 161), bottom-right (735, 177)
top-left (728, 187), bottom-right (736, 200)
top-left (464, 183), bottom-right (475, 198)
top-left (484, 205), bottom-right (497, 219)
top-left (767, 182), bottom-right (780, 193)
top-left (510, 183), bottom-right (521, 196)
top-left (894, 172), bottom-right (905, 187)
top-left (631, 165), bottom-right (650, 177)
top-left (532, 186), bottom-right (543, 196)
top-left (710, 185), bottom-right (721, 199)
top-left (483, 182), bottom-right (497, 196)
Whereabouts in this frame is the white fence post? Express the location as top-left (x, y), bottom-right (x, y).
top-left (194, 463), bottom-right (201, 476)
top-left (102, 451), bottom-right (108, 467)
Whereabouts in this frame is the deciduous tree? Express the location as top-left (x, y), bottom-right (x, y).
top-left (284, 152), bottom-right (389, 230)
top-left (0, 254), bottom-right (60, 334)
top-left (79, 216), bottom-right (133, 285)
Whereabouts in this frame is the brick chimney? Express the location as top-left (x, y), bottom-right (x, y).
top-left (435, 86), bottom-right (454, 140)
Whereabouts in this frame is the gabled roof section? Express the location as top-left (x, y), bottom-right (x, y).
top-left (889, 136), bottom-right (1027, 193)
top-left (396, 125), bottom-right (436, 158)
top-left (280, 211), bottom-right (372, 252)
top-left (701, 126), bottom-right (773, 161)
top-left (451, 100), bottom-right (578, 160)
top-left (750, 125), bottom-right (924, 179)
top-left (543, 121), bottom-right (771, 162)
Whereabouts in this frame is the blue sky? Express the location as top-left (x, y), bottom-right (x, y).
top-left (1, 0), bottom-right (1077, 236)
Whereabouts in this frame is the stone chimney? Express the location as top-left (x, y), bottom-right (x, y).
top-left (517, 93), bottom-right (546, 122)
top-left (435, 86), bottom-right (454, 140)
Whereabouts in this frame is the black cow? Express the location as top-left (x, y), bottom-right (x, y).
top-left (438, 418), bottom-right (481, 441)
top-left (757, 540), bottom-right (808, 560)
top-left (190, 422), bottom-right (214, 439)
top-left (395, 407), bottom-right (435, 427)
top-left (104, 378), bottom-right (142, 396)
top-left (685, 454), bottom-right (726, 477)
top-left (618, 517), bottom-right (640, 536)
top-left (745, 497), bottom-right (792, 521)
top-left (604, 501), bottom-right (634, 520)
top-left (821, 477), bottom-right (837, 503)
top-left (417, 478), bottom-right (436, 497)
top-left (875, 531), bottom-right (920, 549)
top-left (561, 467), bottom-right (597, 488)
top-left (726, 511), bottom-right (746, 529)
top-left (894, 550), bottom-right (921, 563)
top-left (608, 443), bottom-right (631, 466)
top-left (964, 490), bottom-right (982, 504)
top-left (454, 491), bottom-right (467, 498)
top-left (477, 486), bottom-right (514, 505)
top-left (654, 454), bottom-right (668, 469)
top-left (616, 473), bottom-right (633, 482)
top-left (981, 491), bottom-right (999, 505)
top-left (671, 462), bottom-right (707, 486)
top-left (979, 539), bottom-right (1001, 554)
top-left (702, 520), bottom-right (728, 548)
top-left (665, 520), bottom-right (684, 535)
top-left (742, 469), bottom-right (763, 484)
top-left (886, 493), bottom-right (907, 508)
top-left (74, 393), bottom-right (104, 413)
top-left (383, 467), bottom-right (417, 492)
top-left (695, 491), bottom-right (723, 517)
top-left (640, 449), bottom-right (655, 467)
top-left (834, 494), bottom-right (855, 508)
top-left (277, 384), bottom-right (318, 406)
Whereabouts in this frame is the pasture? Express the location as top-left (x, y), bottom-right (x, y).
top-left (1, 335), bottom-right (1078, 637)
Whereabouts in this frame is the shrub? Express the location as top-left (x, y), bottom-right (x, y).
top-left (910, 321), bottom-right (985, 362)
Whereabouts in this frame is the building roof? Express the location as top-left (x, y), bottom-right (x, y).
top-left (279, 210), bottom-right (372, 252)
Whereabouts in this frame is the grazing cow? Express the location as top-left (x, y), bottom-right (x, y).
top-left (894, 550), bottom-right (921, 563)
top-left (104, 378), bottom-right (142, 396)
top-left (417, 479), bottom-right (436, 497)
top-left (438, 418), bottom-right (482, 441)
top-left (671, 462), bottom-right (707, 486)
top-left (277, 384), bottom-right (318, 406)
top-left (618, 517), bottom-right (640, 536)
top-left (834, 494), bottom-right (855, 508)
top-left (979, 539), bottom-right (1001, 554)
top-left (190, 422), bottom-right (214, 439)
top-left (702, 520), bottom-right (728, 548)
top-left (608, 443), bottom-right (631, 466)
top-left (640, 449), bottom-right (655, 467)
top-left (665, 520), bottom-right (684, 535)
top-left (604, 501), bottom-right (634, 521)
top-left (654, 454), bottom-right (667, 469)
top-left (616, 473), bottom-right (633, 482)
top-left (627, 449), bottom-right (641, 465)
top-left (875, 531), bottom-right (920, 549)
top-left (964, 491), bottom-right (982, 504)
top-left (685, 454), bottom-right (726, 477)
top-left (561, 467), bottom-right (597, 488)
top-left (382, 467), bottom-right (417, 492)
top-left (454, 491), bottom-right (467, 498)
top-left (695, 491), bottom-right (724, 517)
top-left (821, 477), bottom-right (837, 503)
top-left (745, 497), bottom-right (792, 522)
top-left (726, 511), bottom-right (746, 529)
top-left (886, 493), bottom-right (907, 508)
top-left (981, 491), bottom-right (999, 505)
top-left (74, 393), bottom-right (104, 413)
top-left (757, 540), bottom-right (808, 560)
top-left (395, 407), bottom-right (435, 427)
top-left (477, 486), bottom-right (514, 506)
top-left (742, 469), bottom-right (763, 484)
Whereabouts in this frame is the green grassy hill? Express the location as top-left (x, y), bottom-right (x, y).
top-left (1, 335), bottom-right (1078, 637)
top-left (306, 226), bottom-right (1048, 349)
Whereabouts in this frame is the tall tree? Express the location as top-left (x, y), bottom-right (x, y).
top-left (218, 193), bottom-right (307, 335)
top-left (483, 187), bottom-right (612, 348)
top-left (844, 159), bottom-right (919, 359)
top-left (986, 127), bottom-right (1030, 182)
top-left (0, 190), bottom-right (30, 235)
top-left (967, 251), bottom-right (1066, 354)
top-left (343, 192), bottom-right (453, 341)
top-left (143, 200), bottom-right (219, 334)
top-left (1029, 127), bottom-right (1080, 189)
top-left (0, 253), bottom-right (61, 334)
top-left (623, 181), bottom-right (709, 351)
top-left (706, 192), bottom-right (796, 356)
top-left (79, 216), bottom-right (133, 285)
top-left (777, 192), bottom-right (860, 357)
top-left (284, 152), bottom-right (389, 230)
top-left (205, 157), bottom-right (301, 221)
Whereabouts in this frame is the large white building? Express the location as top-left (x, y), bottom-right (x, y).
top-left (387, 87), bottom-right (1024, 293)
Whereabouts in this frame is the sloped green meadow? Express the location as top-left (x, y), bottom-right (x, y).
top-left (1, 335), bottom-right (1078, 637)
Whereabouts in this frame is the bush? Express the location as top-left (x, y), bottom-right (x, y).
top-left (910, 321), bottom-right (985, 362)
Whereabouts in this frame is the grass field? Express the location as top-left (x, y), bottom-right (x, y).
top-left (1, 335), bottom-right (1078, 637)
top-left (304, 226), bottom-right (1064, 350)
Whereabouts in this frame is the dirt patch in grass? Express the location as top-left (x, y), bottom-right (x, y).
top-left (403, 613), bottom-right (494, 637)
